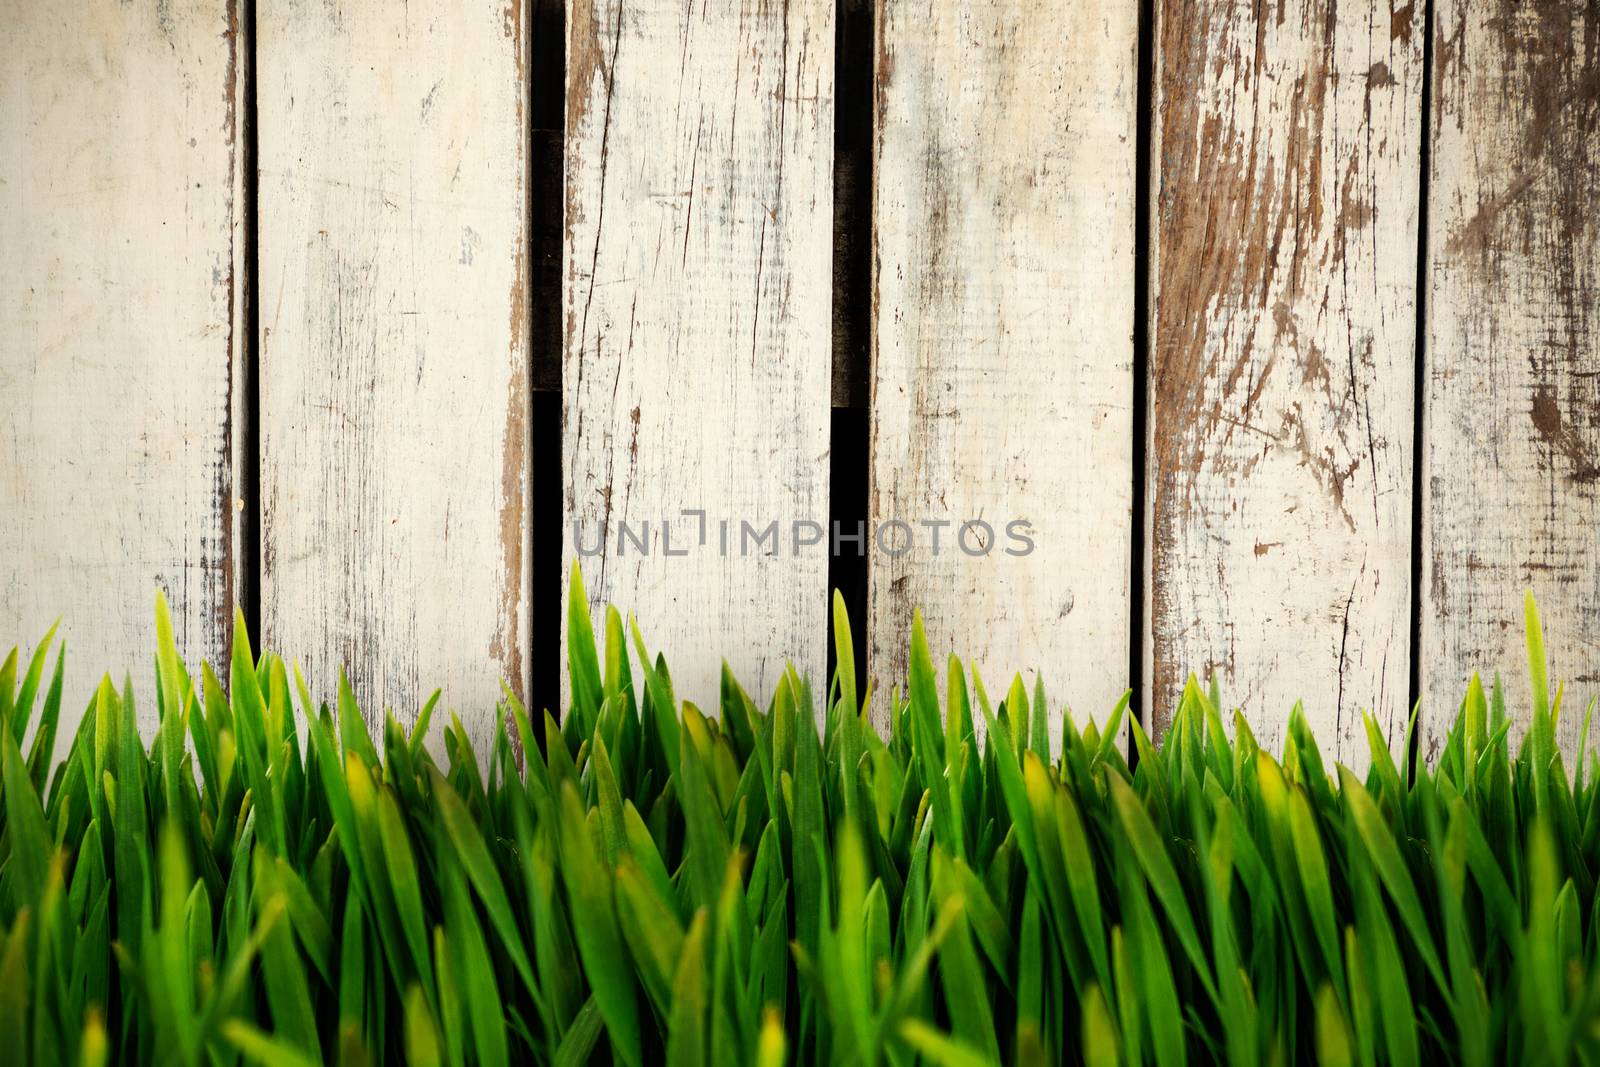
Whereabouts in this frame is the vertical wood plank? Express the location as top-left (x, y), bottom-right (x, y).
top-left (1422, 1), bottom-right (1600, 758)
top-left (0, 0), bottom-right (243, 741)
top-left (870, 0), bottom-right (1137, 738)
top-left (563, 0), bottom-right (835, 708)
top-left (1149, 0), bottom-right (1423, 759)
top-left (258, 0), bottom-right (530, 749)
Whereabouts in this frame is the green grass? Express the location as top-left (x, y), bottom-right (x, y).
top-left (2, 571), bottom-right (1599, 1065)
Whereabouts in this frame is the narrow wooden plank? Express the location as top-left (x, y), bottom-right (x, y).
top-left (1422, 1), bottom-right (1600, 759)
top-left (564, 0), bottom-right (834, 709)
top-left (870, 0), bottom-right (1137, 740)
top-left (1149, 0), bottom-right (1423, 759)
top-left (258, 0), bottom-right (529, 749)
top-left (0, 0), bottom-right (243, 742)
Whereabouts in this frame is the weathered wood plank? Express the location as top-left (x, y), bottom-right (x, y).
top-left (563, 0), bottom-right (834, 710)
top-left (258, 0), bottom-right (529, 749)
top-left (870, 0), bottom-right (1137, 740)
top-left (0, 0), bottom-right (244, 743)
top-left (1149, 0), bottom-right (1423, 759)
top-left (1422, 0), bottom-right (1600, 758)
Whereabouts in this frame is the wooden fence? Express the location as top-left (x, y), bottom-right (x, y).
top-left (2, 0), bottom-right (1596, 766)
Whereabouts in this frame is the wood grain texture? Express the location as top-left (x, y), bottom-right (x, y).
top-left (870, 0), bottom-right (1136, 739)
top-left (1421, 0), bottom-right (1600, 758)
top-left (1149, 0), bottom-right (1423, 760)
top-left (563, 0), bottom-right (834, 711)
top-left (258, 0), bottom-right (529, 750)
top-left (0, 0), bottom-right (243, 743)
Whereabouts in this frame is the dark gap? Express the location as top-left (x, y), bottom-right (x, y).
top-left (1408, 0), bottom-right (1435, 777)
top-left (828, 0), bottom-right (873, 686)
top-left (830, 410), bottom-right (870, 687)
top-left (529, 0), bottom-right (564, 395)
top-left (530, 392), bottom-right (563, 719)
top-left (831, 0), bottom-right (872, 412)
top-left (528, 0), bottom-right (565, 721)
top-left (240, 0), bottom-right (261, 648)
top-left (1129, 0), bottom-right (1155, 772)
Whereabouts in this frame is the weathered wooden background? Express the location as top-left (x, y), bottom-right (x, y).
top-left (2, 0), bottom-right (1596, 766)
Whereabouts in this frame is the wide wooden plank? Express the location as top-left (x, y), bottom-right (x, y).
top-left (563, 0), bottom-right (834, 710)
top-left (258, 0), bottom-right (529, 749)
top-left (1149, 0), bottom-right (1422, 759)
top-left (1421, 1), bottom-right (1600, 758)
top-left (0, 0), bottom-right (244, 743)
top-left (870, 0), bottom-right (1137, 740)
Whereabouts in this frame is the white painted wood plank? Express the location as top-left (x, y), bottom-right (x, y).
top-left (870, 0), bottom-right (1137, 742)
top-left (258, 0), bottom-right (530, 750)
top-left (1148, 0), bottom-right (1422, 761)
top-left (563, 0), bottom-right (834, 712)
top-left (0, 0), bottom-right (243, 746)
top-left (1422, 0), bottom-right (1600, 760)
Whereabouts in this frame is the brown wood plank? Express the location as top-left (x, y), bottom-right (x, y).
top-left (1421, 0), bottom-right (1600, 758)
top-left (1150, 0), bottom-right (1424, 760)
